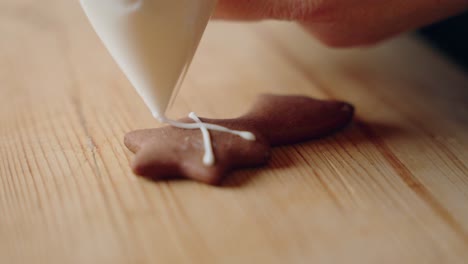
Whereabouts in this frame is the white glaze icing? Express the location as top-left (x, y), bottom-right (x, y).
top-left (80, 0), bottom-right (217, 118)
top-left (158, 113), bottom-right (256, 166)
top-left (188, 112), bottom-right (215, 166)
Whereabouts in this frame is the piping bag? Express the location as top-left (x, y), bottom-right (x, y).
top-left (80, 0), bottom-right (255, 166)
top-left (80, 0), bottom-right (217, 120)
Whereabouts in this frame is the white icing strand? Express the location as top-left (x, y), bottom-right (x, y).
top-left (156, 113), bottom-right (256, 167)
top-left (157, 115), bottom-right (256, 141)
top-left (188, 112), bottom-right (215, 166)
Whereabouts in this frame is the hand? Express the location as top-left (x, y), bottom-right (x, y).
top-left (214, 0), bottom-right (468, 47)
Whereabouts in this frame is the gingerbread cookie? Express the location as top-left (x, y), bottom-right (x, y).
top-left (124, 94), bottom-right (354, 185)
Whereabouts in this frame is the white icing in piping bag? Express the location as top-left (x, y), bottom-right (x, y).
top-left (80, 0), bottom-right (256, 167)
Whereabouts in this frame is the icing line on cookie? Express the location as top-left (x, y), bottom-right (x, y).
top-left (157, 113), bottom-right (256, 166)
top-left (189, 112), bottom-right (215, 166)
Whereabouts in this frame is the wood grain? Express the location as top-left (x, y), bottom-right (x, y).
top-left (1, 1), bottom-right (467, 263)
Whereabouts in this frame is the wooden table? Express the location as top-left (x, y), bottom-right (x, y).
top-left (1, 1), bottom-right (467, 263)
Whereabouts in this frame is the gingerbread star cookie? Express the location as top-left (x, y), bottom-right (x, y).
top-left (124, 94), bottom-right (354, 185)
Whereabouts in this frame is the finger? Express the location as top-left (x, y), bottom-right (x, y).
top-left (213, 0), bottom-right (322, 21)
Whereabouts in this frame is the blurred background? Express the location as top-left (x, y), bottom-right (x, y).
top-left (419, 12), bottom-right (468, 70)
